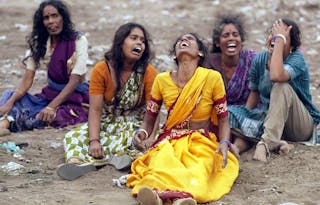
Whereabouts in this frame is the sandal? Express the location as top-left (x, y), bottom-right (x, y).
top-left (137, 187), bottom-right (162, 205)
top-left (56, 163), bottom-right (96, 181)
top-left (173, 198), bottom-right (197, 205)
top-left (108, 154), bottom-right (132, 170)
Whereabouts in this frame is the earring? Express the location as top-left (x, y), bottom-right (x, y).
top-left (173, 56), bottom-right (177, 60)
top-left (198, 53), bottom-right (203, 57)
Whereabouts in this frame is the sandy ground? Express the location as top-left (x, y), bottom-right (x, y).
top-left (0, 0), bottom-right (320, 204)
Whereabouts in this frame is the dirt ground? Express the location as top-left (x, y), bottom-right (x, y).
top-left (0, 0), bottom-right (320, 204)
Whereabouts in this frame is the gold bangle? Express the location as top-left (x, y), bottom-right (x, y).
top-left (45, 106), bottom-right (56, 111)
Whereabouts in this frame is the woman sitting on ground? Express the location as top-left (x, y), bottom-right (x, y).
top-left (0, 0), bottom-right (89, 136)
top-left (204, 12), bottom-right (256, 106)
top-left (57, 22), bottom-right (158, 180)
top-left (229, 18), bottom-right (320, 161)
top-left (127, 33), bottom-right (239, 205)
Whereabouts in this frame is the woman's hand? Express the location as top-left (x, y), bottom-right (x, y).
top-left (88, 140), bottom-right (105, 159)
top-left (133, 130), bottom-right (149, 151)
top-left (37, 106), bottom-right (56, 123)
top-left (0, 103), bottom-right (13, 116)
top-left (216, 141), bottom-right (229, 168)
top-left (142, 137), bottom-right (156, 150)
top-left (272, 19), bottom-right (292, 42)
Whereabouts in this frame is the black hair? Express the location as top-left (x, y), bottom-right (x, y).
top-left (211, 13), bottom-right (246, 53)
top-left (281, 18), bottom-right (301, 52)
top-left (24, 0), bottom-right (74, 67)
top-left (104, 22), bottom-right (152, 109)
top-left (170, 33), bottom-right (208, 67)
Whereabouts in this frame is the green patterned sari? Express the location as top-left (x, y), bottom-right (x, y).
top-left (64, 70), bottom-right (145, 166)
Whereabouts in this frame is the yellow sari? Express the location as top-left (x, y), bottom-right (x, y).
top-left (126, 67), bottom-right (239, 203)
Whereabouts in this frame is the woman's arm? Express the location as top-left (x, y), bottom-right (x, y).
top-left (134, 65), bottom-right (159, 150)
top-left (245, 90), bottom-right (260, 109)
top-left (37, 74), bottom-right (83, 122)
top-left (0, 69), bottom-right (34, 115)
top-left (88, 94), bottom-right (105, 159)
top-left (133, 112), bottom-right (158, 151)
top-left (148, 114), bottom-right (160, 140)
top-left (269, 20), bottom-right (292, 82)
top-left (269, 41), bottom-right (290, 82)
top-left (47, 74), bottom-right (82, 109)
top-left (216, 116), bottom-right (231, 168)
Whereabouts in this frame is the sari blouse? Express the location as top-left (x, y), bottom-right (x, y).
top-left (148, 67), bottom-right (228, 123)
top-left (89, 61), bottom-right (158, 104)
top-left (204, 50), bottom-right (256, 105)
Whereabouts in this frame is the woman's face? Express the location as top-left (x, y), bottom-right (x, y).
top-left (42, 5), bottom-right (63, 36)
top-left (217, 24), bottom-right (242, 57)
top-left (175, 33), bottom-right (201, 59)
top-left (122, 27), bottom-right (146, 62)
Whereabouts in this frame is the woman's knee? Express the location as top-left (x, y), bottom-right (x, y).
top-left (272, 82), bottom-right (291, 92)
top-left (271, 82), bottom-right (294, 98)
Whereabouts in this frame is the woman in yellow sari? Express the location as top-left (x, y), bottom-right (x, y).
top-left (126, 33), bottom-right (239, 205)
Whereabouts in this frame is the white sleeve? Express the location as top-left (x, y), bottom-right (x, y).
top-left (25, 50), bottom-right (36, 71)
top-left (71, 35), bottom-right (88, 75)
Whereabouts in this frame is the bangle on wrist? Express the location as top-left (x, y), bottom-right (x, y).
top-left (273, 34), bottom-right (286, 45)
top-left (134, 128), bottom-right (149, 139)
top-left (45, 106), bottom-right (56, 112)
top-left (89, 138), bottom-right (100, 144)
top-left (219, 139), bottom-right (231, 150)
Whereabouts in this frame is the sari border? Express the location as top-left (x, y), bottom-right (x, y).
top-left (155, 189), bottom-right (193, 200)
top-left (151, 128), bottom-right (211, 148)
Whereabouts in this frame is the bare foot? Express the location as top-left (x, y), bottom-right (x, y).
top-left (278, 140), bottom-right (294, 156)
top-left (67, 157), bottom-right (82, 164)
top-left (0, 119), bottom-right (10, 129)
top-left (253, 143), bottom-right (268, 162)
top-left (234, 137), bottom-right (251, 154)
top-left (137, 187), bottom-right (163, 205)
top-left (0, 128), bottom-right (10, 137)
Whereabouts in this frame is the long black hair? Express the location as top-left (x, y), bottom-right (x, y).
top-left (104, 22), bottom-right (152, 108)
top-left (24, 0), bottom-right (75, 67)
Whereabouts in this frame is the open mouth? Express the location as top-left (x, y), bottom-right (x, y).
top-left (180, 41), bottom-right (189, 48)
top-left (227, 43), bottom-right (236, 52)
top-left (132, 46), bottom-right (142, 54)
top-left (47, 26), bottom-right (59, 33)
top-left (181, 42), bottom-right (188, 47)
top-left (270, 41), bottom-right (275, 48)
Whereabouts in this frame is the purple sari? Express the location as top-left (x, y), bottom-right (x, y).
top-left (204, 50), bottom-right (256, 105)
top-left (0, 34), bottom-right (89, 132)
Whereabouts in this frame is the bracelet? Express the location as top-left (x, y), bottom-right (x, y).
top-left (273, 34), bottom-right (286, 45)
top-left (89, 138), bottom-right (100, 144)
top-left (45, 106), bottom-right (56, 112)
top-left (219, 139), bottom-right (231, 150)
top-left (134, 128), bottom-right (149, 139)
